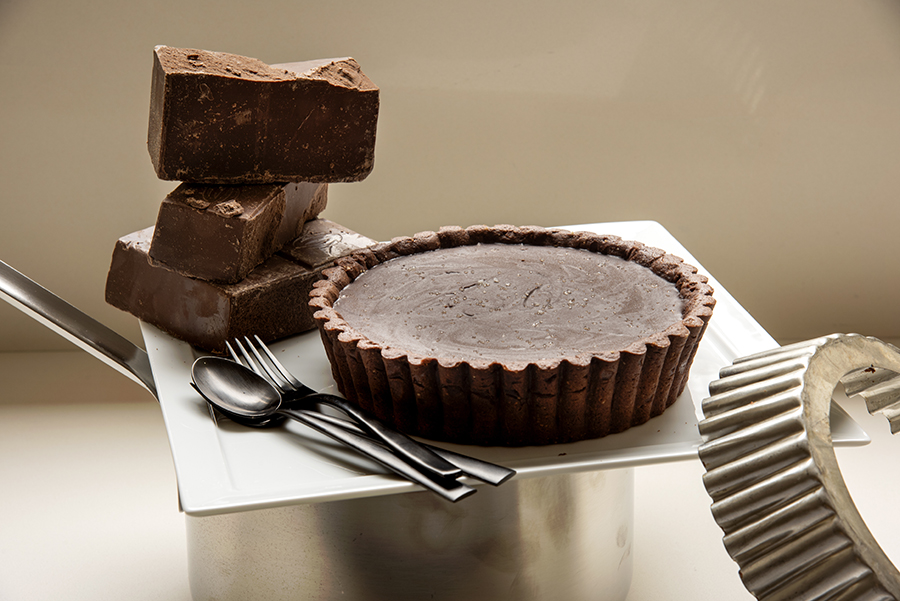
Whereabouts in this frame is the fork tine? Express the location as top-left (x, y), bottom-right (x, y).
top-left (225, 340), bottom-right (244, 365)
top-left (242, 336), bottom-right (294, 391)
top-left (251, 335), bottom-right (303, 389)
top-left (231, 337), bottom-right (266, 378)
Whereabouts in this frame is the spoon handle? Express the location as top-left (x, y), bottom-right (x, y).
top-left (304, 411), bottom-right (516, 486)
top-left (296, 392), bottom-right (464, 481)
top-left (278, 408), bottom-right (476, 503)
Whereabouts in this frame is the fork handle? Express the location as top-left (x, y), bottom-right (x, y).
top-left (278, 408), bottom-right (475, 503)
top-left (307, 393), bottom-right (464, 480)
top-left (305, 411), bottom-right (516, 486)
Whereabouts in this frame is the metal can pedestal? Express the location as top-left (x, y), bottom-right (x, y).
top-left (186, 468), bottom-right (634, 601)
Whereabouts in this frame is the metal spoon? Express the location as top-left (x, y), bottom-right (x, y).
top-left (191, 356), bottom-right (476, 502)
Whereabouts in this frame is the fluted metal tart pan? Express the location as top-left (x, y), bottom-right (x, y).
top-left (699, 333), bottom-right (900, 600)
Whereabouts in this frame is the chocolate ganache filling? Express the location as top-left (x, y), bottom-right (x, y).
top-left (333, 243), bottom-right (685, 364)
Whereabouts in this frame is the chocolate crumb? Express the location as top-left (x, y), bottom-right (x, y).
top-left (184, 196), bottom-right (211, 210)
top-left (211, 200), bottom-right (243, 217)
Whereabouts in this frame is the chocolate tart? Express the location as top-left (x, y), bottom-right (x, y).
top-left (309, 225), bottom-right (715, 446)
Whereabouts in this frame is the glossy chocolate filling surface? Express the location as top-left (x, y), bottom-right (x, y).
top-left (334, 244), bottom-right (685, 363)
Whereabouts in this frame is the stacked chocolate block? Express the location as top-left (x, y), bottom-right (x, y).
top-left (105, 46), bottom-right (379, 352)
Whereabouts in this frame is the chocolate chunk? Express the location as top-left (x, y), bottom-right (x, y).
top-left (105, 220), bottom-right (375, 352)
top-left (147, 46), bottom-right (379, 184)
top-left (149, 181), bottom-right (327, 283)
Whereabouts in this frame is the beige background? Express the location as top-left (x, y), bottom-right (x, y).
top-left (2, 0), bottom-right (900, 352)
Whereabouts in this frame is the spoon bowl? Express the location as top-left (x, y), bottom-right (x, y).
top-left (192, 356), bottom-right (283, 419)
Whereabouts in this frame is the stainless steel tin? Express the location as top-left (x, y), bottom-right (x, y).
top-left (186, 468), bottom-right (634, 601)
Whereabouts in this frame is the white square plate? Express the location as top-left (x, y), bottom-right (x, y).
top-left (144, 221), bottom-right (868, 516)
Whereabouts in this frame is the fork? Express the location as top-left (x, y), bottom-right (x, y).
top-left (229, 336), bottom-right (463, 481)
top-left (229, 336), bottom-right (516, 486)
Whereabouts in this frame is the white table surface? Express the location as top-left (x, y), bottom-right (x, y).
top-left (4, 349), bottom-right (900, 600)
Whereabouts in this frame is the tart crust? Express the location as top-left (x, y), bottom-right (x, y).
top-left (309, 225), bottom-right (716, 446)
